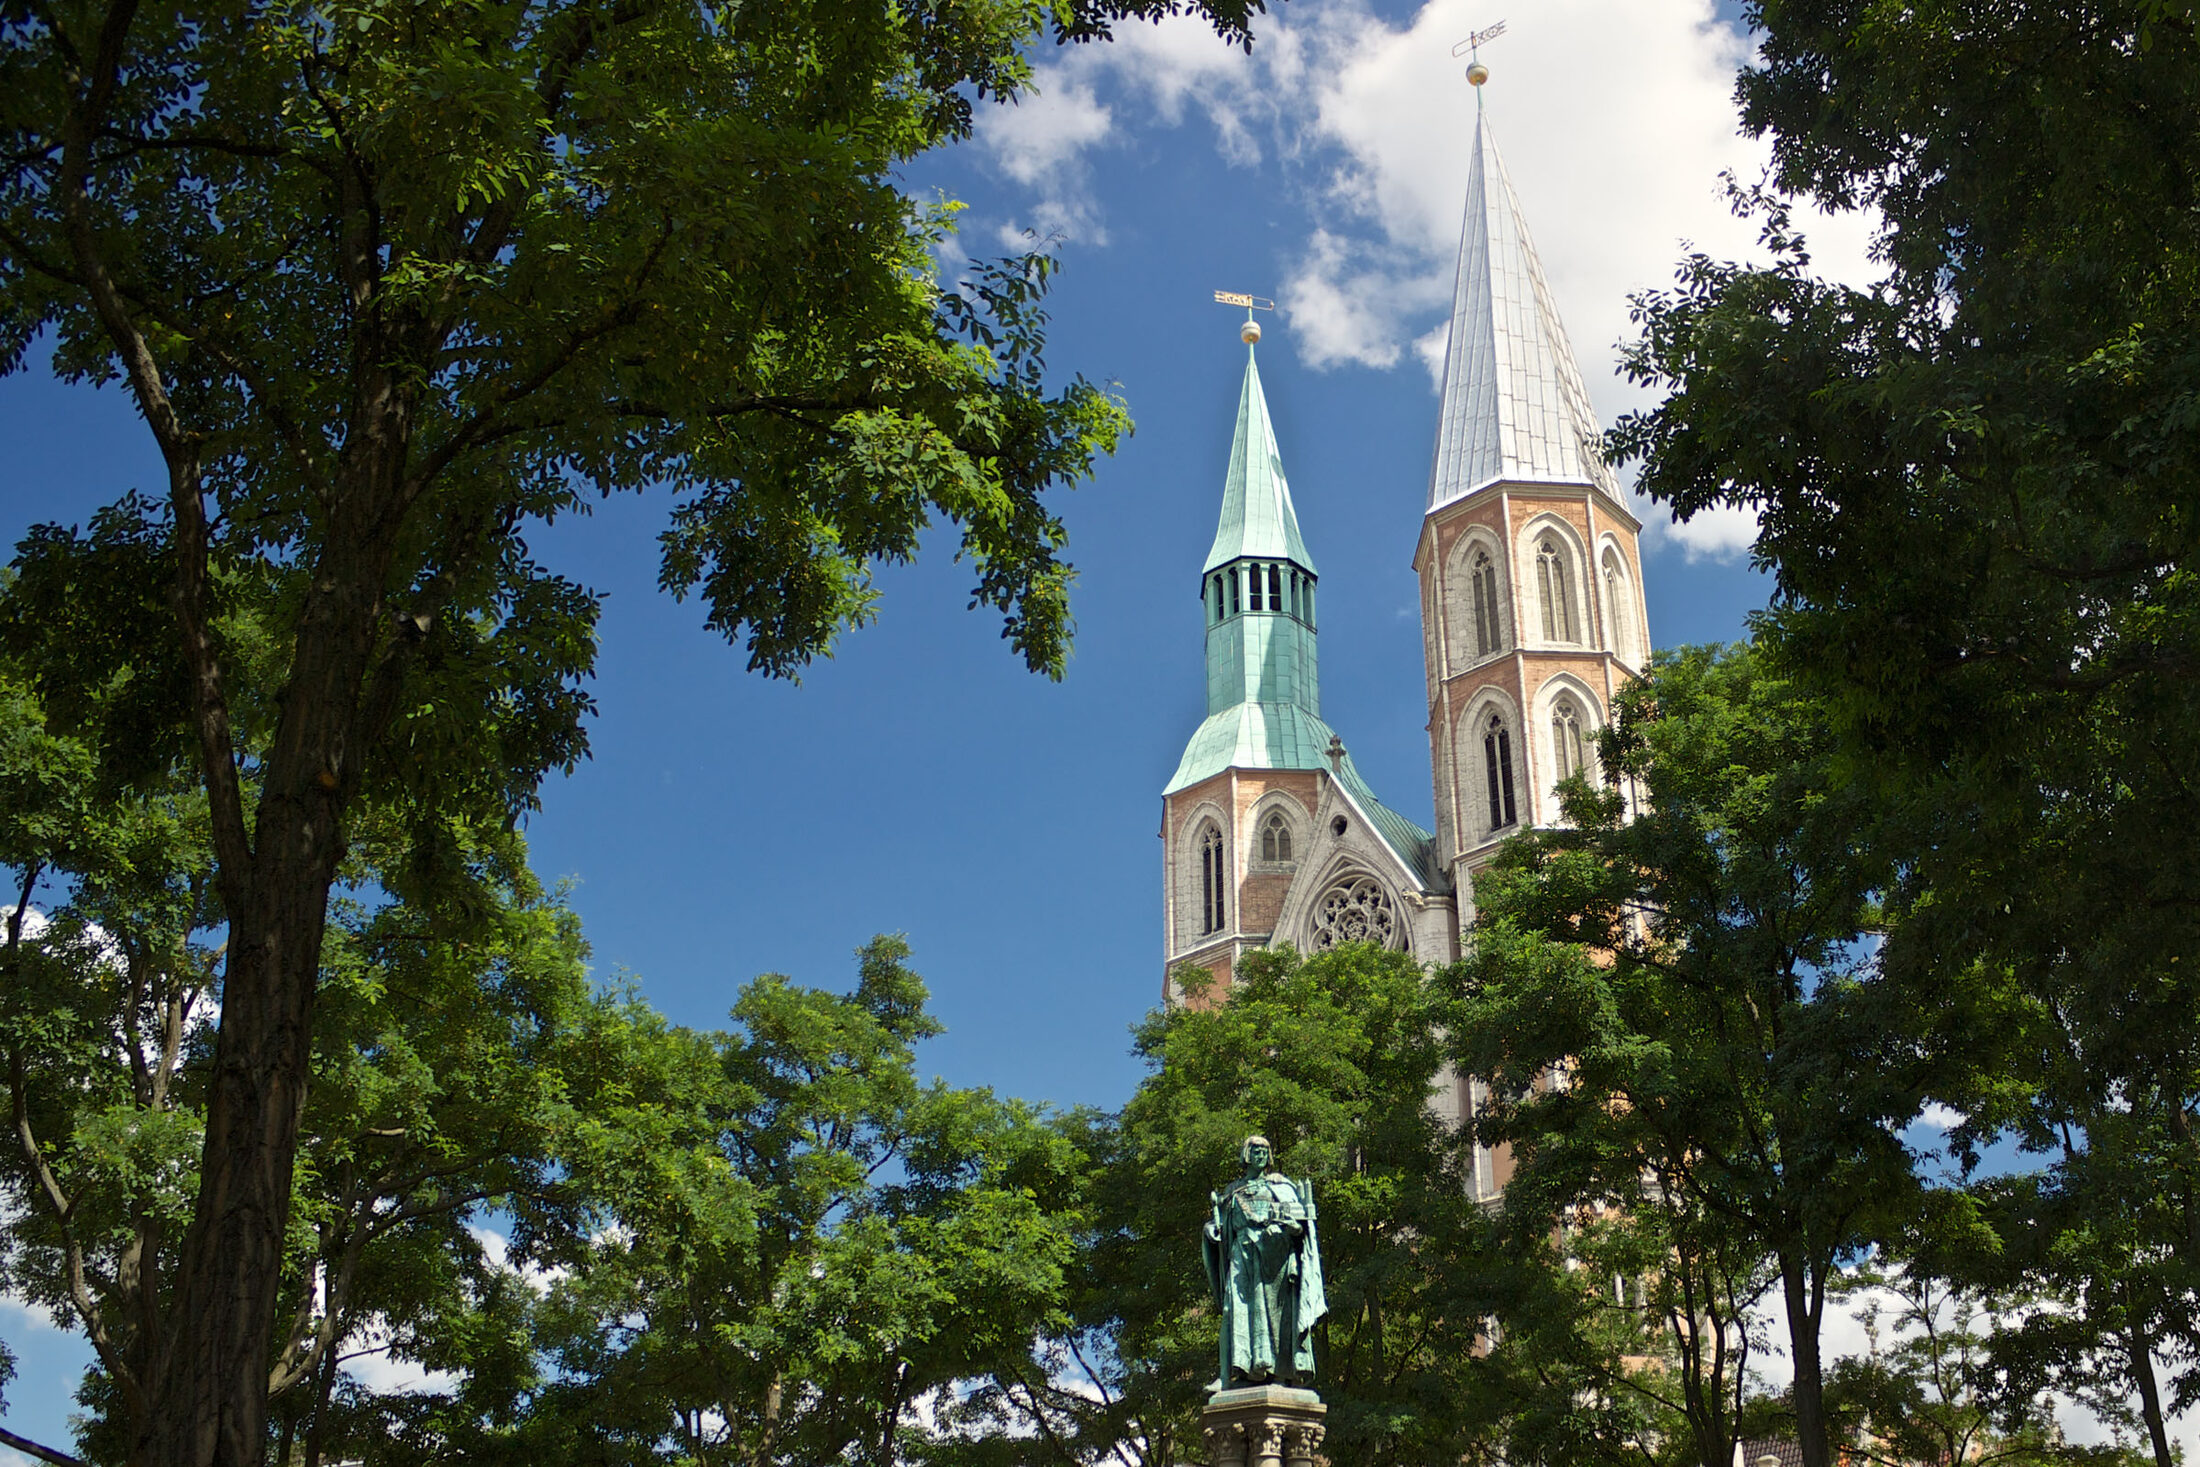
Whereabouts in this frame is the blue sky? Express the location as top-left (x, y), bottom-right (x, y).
top-left (0, 0), bottom-right (1937, 1450)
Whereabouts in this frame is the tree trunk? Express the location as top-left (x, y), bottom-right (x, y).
top-left (140, 500), bottom-right (399, 1467)
top-left (2128, 1321), bottom-right (2175, 1467)
top-left (1781, 1256), bottom-right (1832, 1467)
top-left (140, 876), bottom-right (337, 1467)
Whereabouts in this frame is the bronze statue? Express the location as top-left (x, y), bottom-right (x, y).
top-left (1202, 1135), bottom-right (1327, 1391)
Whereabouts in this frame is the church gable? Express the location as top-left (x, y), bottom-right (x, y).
top-left (1272, 779), bottom-right (1455, 961)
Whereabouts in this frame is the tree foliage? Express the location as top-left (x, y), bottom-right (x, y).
top-left (1456, 643), bottom-right (1920, 1467)
top-left (0, 0), bottom-right (1262, 1459)
top-left (1610, 6), bottom-right (2200, 1462)
top-left (962, 945), bottom-right (1500, 1467)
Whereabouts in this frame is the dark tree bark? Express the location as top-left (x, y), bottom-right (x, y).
top-left (2128, 1320), bottom-right (2175, 1467)
top-left (1782, 1254), bottom-right (1832, 1467)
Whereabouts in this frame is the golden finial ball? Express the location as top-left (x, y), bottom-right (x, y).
top-left (1241, 319), bottom-right (1262, 344)
top-left (1466, 60), bottom-right (1489, 85)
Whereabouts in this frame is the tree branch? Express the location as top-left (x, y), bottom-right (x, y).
top-left (0, 1425), bottom-right (88, 1467)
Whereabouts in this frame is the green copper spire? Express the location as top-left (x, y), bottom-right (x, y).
top-left (1167, 339), bottom-right (1324, 790)
top-left (1204, 345), bottom-right (1317, 576)
top-left (1163, 333), bottom-right (1442, 889)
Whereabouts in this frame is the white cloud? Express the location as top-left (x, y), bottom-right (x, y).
top-left (980, 74), bottom-right (1114, 188)
top-left (1280, 229), bottom-right (1449, 370)
top-left (973, 74), bottom-right (1116, 245)
top-left (1919, 1101), bottom-right (1968, 1132)
top-left (972, 14), bottom-right (1275, 245)
top-left (1665, 503), bottom-right (1762, 563)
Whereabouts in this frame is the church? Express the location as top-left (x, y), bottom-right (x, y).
top-left (1159, 103), bottom-right (1651, 1020)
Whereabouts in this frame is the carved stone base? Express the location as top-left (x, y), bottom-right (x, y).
top-left (1201, 1385), bottom-right (1327, 1467)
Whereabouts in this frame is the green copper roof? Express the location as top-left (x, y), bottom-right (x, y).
top-left (1163, 703), bottom-right (1438, 889)
top-left (1167, 702), bottom-right (1335, 794)
top-left (1204, 345), bottom-right (1317, 576)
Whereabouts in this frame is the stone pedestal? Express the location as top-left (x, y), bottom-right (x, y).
top-left (1200, 1385), bottom-right (1327, 1467)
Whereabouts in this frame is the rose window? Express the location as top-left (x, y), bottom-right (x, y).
top-left (1311, 876), bottom-right (1402, 951)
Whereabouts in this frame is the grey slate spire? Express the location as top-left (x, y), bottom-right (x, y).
top-left (1427, 109), bottom-right (1619, 510)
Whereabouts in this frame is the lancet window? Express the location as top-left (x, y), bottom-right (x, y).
top-left (1470, 550), bottom-right (1501, 657)
top-left (1260, 810), bottom-right (1293, 863)
top-left (1482, 714), bottom-right (1518, 831)
top-left (1536, 534), bottom-right (1576, 643)
top-left (1552, 697), bottom-right (1589, 784)
top-left (1198, 822), bottom-right (1227, 936)
top-left (1601, 548), bottom-right (1633, 661)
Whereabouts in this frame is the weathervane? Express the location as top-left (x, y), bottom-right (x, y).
top-left (1451, 18), bottom-right (1505, 92)
top-left (1213, 289), bottom-right (1276, 344)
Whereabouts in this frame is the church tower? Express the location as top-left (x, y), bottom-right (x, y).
top-left (1160, 99), bottom-right (1650, 1014)
top-left (1416, 107), bottom-right (1650, 912)
top-left (1156, 92), bottom-right (1651, 1201)
top-left (1160, 320), bottom-right (1454, 997)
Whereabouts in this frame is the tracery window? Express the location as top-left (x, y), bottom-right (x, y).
top-left (1260, 810), bottom-right (1293, 863)
top-left (1470, 549), bottom-right (1501, 657)
top-left (1198, 822), bottom-right (1227, 935)
top-left (1482, 714), bottom-right (1518, 830)
top-left (1552, 697), bottom-right (1589, 784)
top-left (1536, 534), bottom-right (1575, 643)
top-left (1311, 875), bottom-right (1402, 951)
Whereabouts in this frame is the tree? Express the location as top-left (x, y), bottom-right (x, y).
top-left (0, 0), bottom-right (1265, 1459)
top-left (0, 520), bottom-right (1086, 1464)
top-left (462, 937), bottom-right (1086, 1467)
top-left (1463, 913), bottom-right (1778, 1467)
top-left (1608, 7), bottom-right (2200, 1457)
top-left (1455, 643), bottom-right (1922, 1467)
top-left (0, 741), bottom-right (679, 1465)
top-left (962, 944), bottom-right (1502, 1467)
top-left (1825, 1253), bottom-right (2154, 1467)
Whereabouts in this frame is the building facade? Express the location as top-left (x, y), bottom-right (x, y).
top-left (1159, 105), bottom-right (1650, 1159)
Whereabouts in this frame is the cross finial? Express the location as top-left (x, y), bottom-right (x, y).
top-left (1450, 19), bottom-right (1505, 102)
top-left (1325, 734), bottom-right (1347, 774)
top-left (1214, 289), bottom-right (1276, 345)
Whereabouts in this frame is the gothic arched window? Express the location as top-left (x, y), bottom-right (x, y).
top-left (1552, 697), bottom-right (1589, 784)
top-left (1211, 574), bottom-right (1224, 624)
top-left (1260, 810), bottom-right (1292, 863)
top-left (1198, 822), bottom-right (1227, 935)
top-left (1267, 564), bottom-right (1283, 611)
top-left (1482, 714), bottom-right (1518, 831)
top-left (1536, 534), bottom-right (1576, 643)
top-left (1229, 569), bottom-right (1242, 617)
top-left (1471, 550), bottom-right (1501, 658)
top-left (1601, 548), bottom-right (1633, 662)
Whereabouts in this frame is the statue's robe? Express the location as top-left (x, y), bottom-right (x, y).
top-left (1202, 1172), bottom-right (1327, 1387)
